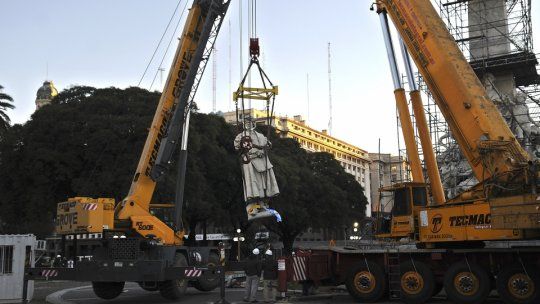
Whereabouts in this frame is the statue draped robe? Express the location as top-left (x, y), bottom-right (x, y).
top-left (234, 130), bottom-right (280, 203)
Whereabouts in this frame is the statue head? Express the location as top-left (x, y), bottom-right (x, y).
top-left (242, 117), bottom-right (256, 132)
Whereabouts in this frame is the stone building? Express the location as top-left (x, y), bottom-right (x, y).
top-left (35, 81), bottom-right (58, 110)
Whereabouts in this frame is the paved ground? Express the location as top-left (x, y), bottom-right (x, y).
top-left (36, 282), bottom-right (505, 304)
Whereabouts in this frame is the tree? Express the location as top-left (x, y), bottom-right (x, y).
top-left (0, 85), bottom-right (15, 133)
top-left (0, 86), bottom-right (240, 236)
top-left (0, 86), bottom-right (368, 250)
top-left (241, 126), bottom-right (368, 254)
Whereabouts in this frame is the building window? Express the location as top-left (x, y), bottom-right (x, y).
top-left (0, 245), bottom-right (14, 275)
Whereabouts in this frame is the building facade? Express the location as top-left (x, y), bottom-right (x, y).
top-left (223, 108), bottom-right (372, 216)
top-left (368, 153), bottom-right (409, 214)
top-left (35, 80), bottom-right (58, 110)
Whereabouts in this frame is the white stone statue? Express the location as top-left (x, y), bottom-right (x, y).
top-left (511, 92), bottom-right (540, 139)
top-left (234, 121), bottom-right (280, 221)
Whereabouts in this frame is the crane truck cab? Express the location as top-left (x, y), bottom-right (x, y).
top-left (375, 182), bottom-right (428, 238)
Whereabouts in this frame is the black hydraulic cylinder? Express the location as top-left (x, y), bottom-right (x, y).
top-left (174, 150), bottom-right (188, 231)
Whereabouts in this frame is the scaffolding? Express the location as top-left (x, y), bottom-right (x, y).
top-left (396, 0), bottom-right (540, 198)
top-left (436, 0), bottom-right (535, 83)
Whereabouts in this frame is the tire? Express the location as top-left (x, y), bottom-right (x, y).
top-left (159, 253), bottom-right (188, 300)
top-left (496, 264), bottom-right (540, 304)
top-left (92, 281), bottom-right (125, 300)
top-left (399, 260), bottom-right (435, 304)
top-left (345, 260), bottom-right (386, 302)
top-left (137, 282), bottom-right (159, 292)
top-left (444, 260), bottom-right (490, 304)
top-left (193, 252), bottom-right (220, 292)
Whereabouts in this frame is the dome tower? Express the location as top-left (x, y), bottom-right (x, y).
top-left (35, 80), bottom-right (58, 110)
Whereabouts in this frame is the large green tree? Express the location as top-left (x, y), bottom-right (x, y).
top-left (0, 86), bottom-right (368, 250)
top-left (0, 85), bottom-right (15, 133)
top-left (259, 127), bottom-right (367, 254)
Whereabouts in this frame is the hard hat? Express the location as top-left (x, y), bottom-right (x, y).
top-left (252, 248), bottom-right (260, 255)
top-left (265, 250), bottom-right (272, 256)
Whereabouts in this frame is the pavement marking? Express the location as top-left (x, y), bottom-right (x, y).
top-left (64, 297), bottom-right (100, 301)
top-left (45, 286), bottom-right (92, 304)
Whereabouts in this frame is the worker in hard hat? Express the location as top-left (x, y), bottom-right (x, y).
top-left (243, 248), bottom-right (262, 302)
top-left (262, 249), bottom-right (278, 303)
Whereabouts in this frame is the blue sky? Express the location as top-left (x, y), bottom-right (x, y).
top-left (1, 0), bottom-right (539, 154)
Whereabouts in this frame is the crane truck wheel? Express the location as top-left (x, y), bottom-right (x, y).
top-left (91, 281), bottom-right (125, 300)
top-left (193, 252), bottom-right (220, 292)
top-left (443, 261), bottom-right (490, 304)
top-left (398, 260), bottom-right (435, 304)
top-left (496, 264), bottom-right (540, 304)
top-left (159, 253), bottom-right (188, 300)
top-left (345, 260), bottom-right (386, 302)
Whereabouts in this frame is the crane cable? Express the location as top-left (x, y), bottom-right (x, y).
top-left (235, 0), bottom-right (278, 196)
top-left (148, 0), bottom-right (189, 91)
top-left (249, 0), bottom-right (257, 39)
top-left (137, 0), bottom-right (184, 87)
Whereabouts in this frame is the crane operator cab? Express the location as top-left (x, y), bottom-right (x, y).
top-left (375, 182), bottom-right (428, 239)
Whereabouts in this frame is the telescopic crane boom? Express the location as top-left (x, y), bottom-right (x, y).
top-left (115, 0), bottom-right (230, 244)
top-left (376, 0), bottom-right (539, 231)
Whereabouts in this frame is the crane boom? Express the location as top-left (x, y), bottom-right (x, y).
top-left (115, 0), bottom-right (230, 243)
top-left (376, 0), bottom-right (540, 232)
top-left (377, 0), bottom-right (530, 186)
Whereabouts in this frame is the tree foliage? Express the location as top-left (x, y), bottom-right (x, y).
top-left (0, 85), bottom-right (15, 133)
top-left (0, 86), bottom-right (368, 251)
top-left (260, 127), bottom-right (367, 253)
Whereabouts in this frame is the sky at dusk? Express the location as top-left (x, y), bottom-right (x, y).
top-left (1, 0), bottom-right (539, 154)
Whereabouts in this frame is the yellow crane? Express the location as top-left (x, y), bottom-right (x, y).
top-left (53, 0), bottom-right (230, 300)
top-left (374, 0), bottom-right (540, 245)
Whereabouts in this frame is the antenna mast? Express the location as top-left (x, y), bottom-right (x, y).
top-left (306, 73), bottom-right (310, 124)
top-left (327, 42), bottom-right (333, 135)
top-left (212, 46), bottom-right (217, 113)
top-left (228, 20), bottom-right (232, 111)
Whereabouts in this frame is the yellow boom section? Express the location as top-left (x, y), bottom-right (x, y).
top-left (118, 4), bottom-right (206, 217)
top-left (378, 0), bottom-right (529, 183)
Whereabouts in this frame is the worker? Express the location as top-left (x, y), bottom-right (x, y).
top-left (262, 249), bottom-right (278, 303)
top-left (243, 248), bottom-right (262, 303)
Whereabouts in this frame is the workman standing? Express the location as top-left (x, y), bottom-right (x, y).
top-left (262, 249), bottom-right (278, 303)
top-left (244, 248), bottom-right (262, 302)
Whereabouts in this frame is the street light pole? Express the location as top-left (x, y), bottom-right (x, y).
top-left (233, 229), bottom-right (245, 261)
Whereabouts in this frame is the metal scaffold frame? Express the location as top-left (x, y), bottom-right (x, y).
top-left (393, 1), bottom-right (540, 198)
top-left (435, 0), bottom-right (534, 62)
